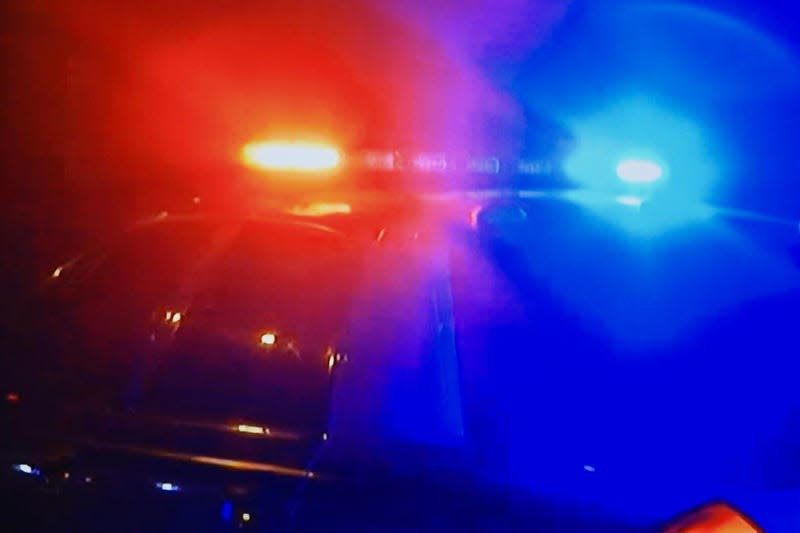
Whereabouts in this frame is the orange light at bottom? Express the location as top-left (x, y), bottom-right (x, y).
top-left (666, 503), bottom-right (762, 533)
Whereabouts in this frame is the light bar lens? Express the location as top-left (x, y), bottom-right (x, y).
top-left (361, 150), bottom-right (397, 171)
top-left (616, 159), bottom-right (663, 183)
top-left (242, 142), bottom-right (341, 172)
top-left (288, 202), bottom-right (352, 216)
top-left (412, 153), bottom-right (448, 172)
top-left (236, 424), bottom-right (268, 435)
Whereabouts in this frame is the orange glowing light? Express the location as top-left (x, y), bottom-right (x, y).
top-left (288, 202), bottom-right (352, 217)
top-left (236, 424), bottom-right (268, 435)
top-left (241, 141), bottom-right (341, 172)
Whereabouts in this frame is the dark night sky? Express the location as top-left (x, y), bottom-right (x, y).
top-left (0, 0), bottom-right (565, 171)
top-left (1, 0), bottom-right (798, 293)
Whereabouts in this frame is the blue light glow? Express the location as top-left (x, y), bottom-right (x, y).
top-left (619, 3), bottom-right (800, 100)
top-left (564, 97), bottom-right (719, 235)
top-left (616, 159), bottom-right (663, 183)
top-left (221, 501), bottom-right (233, 522)
top-left (155, 482), bottom-right (180, 492)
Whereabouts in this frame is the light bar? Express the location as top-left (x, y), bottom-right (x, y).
top-left (236, 424), bottom-right (268, 435)
top-left (616, 159), bottom-right (663, 183)
top-left (288, 202), bottom-right (352, 216)
top-left (466, 157), bottom-right (500, 174)
top-left (412, 153), bottom-right (448, 172)
top-left (155, 481), bottom-right (180, 492)
top-left (518, 159), bottom-right (552, 175)
top-left (241, 141), bottom-right (341, 172)
top-left (361, 150), bottom-right (397, 171)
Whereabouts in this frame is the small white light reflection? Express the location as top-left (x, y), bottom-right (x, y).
top-left (13, 463), bottom-right (36, 475)
top-left (52, 266), bottom-right (63, 278)
top-left (236, 424), bottom-right (268, 435)
top-left (286, 341), bottom-right (300, 358)
top-left (583, 464), bottom-right (596, 473)
top-left (241, 512), bottom-right (251, 522)
top-left (171, 312), bottom-right (182, 324)
top-left (615, 195), bottom-right (643, 208)
top-left (260, 332), bottom-right (277, 346)
top-left (156, 482), bottom-right (180, 492)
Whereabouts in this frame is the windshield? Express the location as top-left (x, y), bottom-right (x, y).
top-left (2, 1), bottom-right (800, 531)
